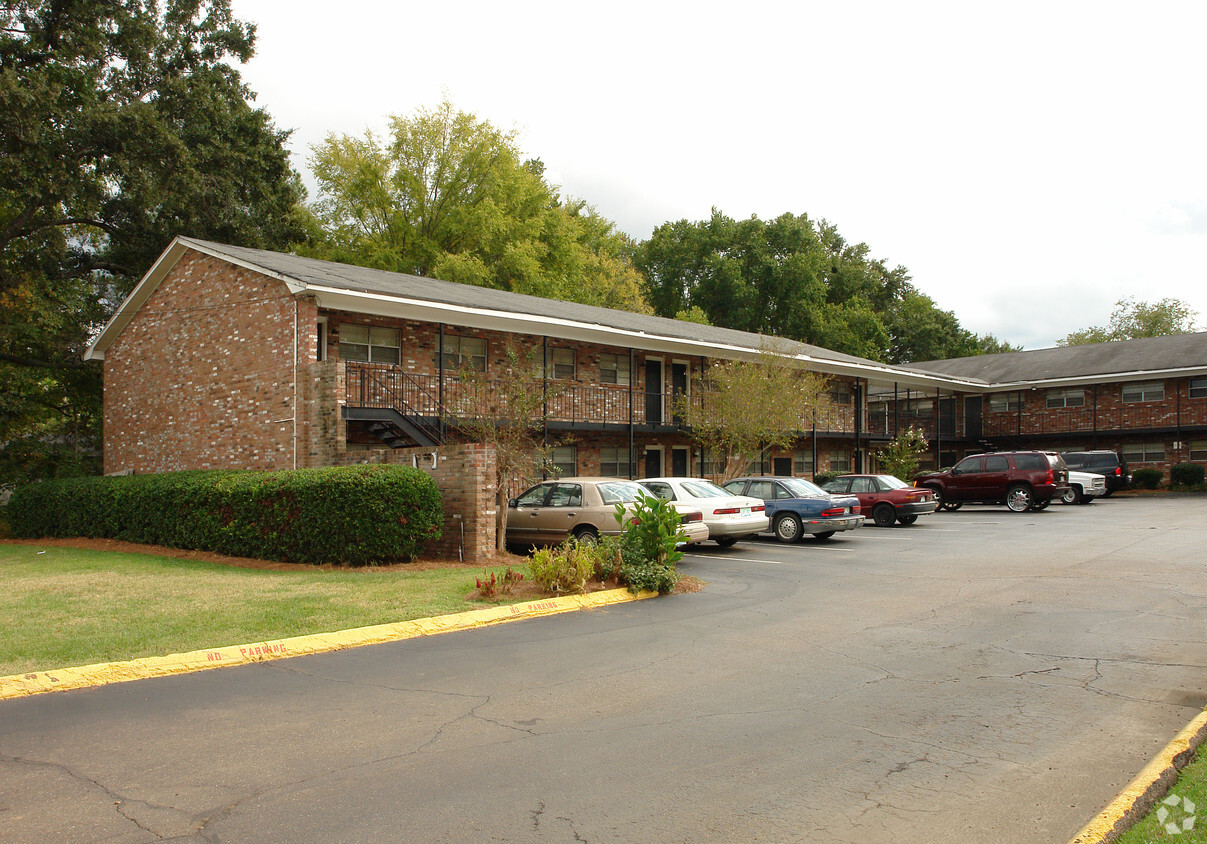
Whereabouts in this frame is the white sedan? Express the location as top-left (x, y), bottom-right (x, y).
top-left (638, 477), bottom-right (769, 546)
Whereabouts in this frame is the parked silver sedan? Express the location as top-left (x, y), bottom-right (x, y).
top-left (638, 477), bottom-right (769, 546)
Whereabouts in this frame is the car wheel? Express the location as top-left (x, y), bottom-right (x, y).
top-left (1005, 484), bottom-right (1033, 512)
top-left (872, 503), bottom-right (896, 527)
top-left (897, 514), bottom-right (918, 526)
top-left (945, 502), bottom-right (963, 511)
top-left (773, 514), bottom-right (802, 543)
top-left (1061, 486), bottom-right (1082, 505)
top-left (715, 536), bottom-right (739, 547)
top-left (928, 486), bottom-right (946, 510)
top-left (574, 526), bottom-right (600, 545)
top-left (814, 531), bottom-right (835, 540)
top-left (1031, 500), bottom-right (1050, 511)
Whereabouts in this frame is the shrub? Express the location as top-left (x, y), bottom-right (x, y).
top-left (527, 537), bottom-right (597, 595)
top-left (877, 427), bottom-right (929, 483)
top-left (813, 470), bottom-right (842, 487)
top-left (6, 465), bottom-right (442, 565)
top-left (1170, 463), bottom-right (1205, 489)
top-left (1132, 468), bottom-right (1164, 490)
top-left (614, 493), bottom-right (682, 595)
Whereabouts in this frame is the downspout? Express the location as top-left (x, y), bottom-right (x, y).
top-left (438, 323), bottom-right (445, 441)
top-left (542, 336), bottom-right (549, 449)
top-left (293, 298), bottom-right (298, 470)
top-left (935, 388), bottom-right (942, 467)
top-left (854, 380), bottom-right (864, 472)
top-left (628, 348), bottom-right (635, 478)
top-left (1092, 384), bottom-right (1099, 448)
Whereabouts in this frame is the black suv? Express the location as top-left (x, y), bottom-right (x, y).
top-left (1060, 451), bottom-right (1131, 496)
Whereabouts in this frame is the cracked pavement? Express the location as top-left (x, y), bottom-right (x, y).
top-left (1, 496), bottom-right (1204, 842)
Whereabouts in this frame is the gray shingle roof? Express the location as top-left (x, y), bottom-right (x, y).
top-left (184, 238), bottom-right (886, 371)
top-left (907, 331), bottom-right (1207, 384)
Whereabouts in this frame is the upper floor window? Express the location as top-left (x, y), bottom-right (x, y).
top-left (828, 381), bottom-right (852, 405)
top-left (987, 393), bottom-right (1022, 413)
top-left (600, 353), bottom-right (631, 386)
top-left (1122, 380), bottom-right (1164, 403)
top-left (1190, 377), bottom-right (1207, 399)
top-left (546, 348), bottom-right (576, 380)
top-left (339, 324), bottom-right (400, 365)
top-left (440, 335), bottom-right (487, 372)
top-left (911, 399), bottom-right (935, 417)
top-left (1046, 388), bottom-right (1085, 409)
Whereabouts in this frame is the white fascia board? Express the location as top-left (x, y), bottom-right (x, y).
top-left (308, 285), bottom-right (986, 391)
top-left (985, 366), bottom-right (1207, 392)
top-left (83, 238), bottom-right (308, 361)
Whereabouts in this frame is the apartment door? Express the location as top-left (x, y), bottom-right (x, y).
top-left (773, 457), bottom-right (792, 476)
top-left (644, 447), bottom-right (663, 478)
top-left (671, 447), bottom-right (689, 477)
top-left (645, 360), bottom-right (664, 424)
top-left (965, 396), bottom-right (983, 440)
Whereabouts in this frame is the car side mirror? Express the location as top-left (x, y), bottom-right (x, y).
top-left (508, 499), bottom-right (518, 508)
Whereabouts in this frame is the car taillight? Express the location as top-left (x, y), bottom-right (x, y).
top-left (820, 507), bottom-right (846, 517)
top-left (713, 507), bottom-right (739, 515)
top-left (1114, 467), bottom-right (1122, 476)
top-left (1045, 469), bottom-right (1054, 483)
top-left (683, 512), bottom-right (703, 523)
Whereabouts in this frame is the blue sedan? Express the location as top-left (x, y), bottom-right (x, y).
top-left (722, 476), bottom-right (864, 543)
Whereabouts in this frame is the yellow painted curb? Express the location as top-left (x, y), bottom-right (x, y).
top-left (1067, 707), bottom-right (1207, 844)
top-left (0, 587), bottom-right (655, 701)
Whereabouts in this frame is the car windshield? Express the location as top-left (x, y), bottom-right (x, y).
top-left (597, 481), bottom-right (646, 504)
top-left (875, 475), bottom-right (911, 490)
top-left (779, 477), bottom-right (827, 497)
top-left (679, 479), bottom-right (731, 498)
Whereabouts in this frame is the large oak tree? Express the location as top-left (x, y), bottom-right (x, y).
top-left (0, 0), bottom-right (304, 483)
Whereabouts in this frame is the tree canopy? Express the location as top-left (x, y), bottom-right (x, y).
top-left (1057, 297), bottom-right (1200, 346)
top-left (304, 100), bottom-right (650, 313)
top-left (634, 209), bottom-right (1016, 364)
top-left (0, 0), bottom-right (304, 483)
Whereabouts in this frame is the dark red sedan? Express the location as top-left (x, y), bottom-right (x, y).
top-left (820, 475), bottom-right (937, 527)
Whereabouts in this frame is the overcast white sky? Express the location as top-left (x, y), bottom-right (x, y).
top-left (232, 0), bottom-right (1207, 352)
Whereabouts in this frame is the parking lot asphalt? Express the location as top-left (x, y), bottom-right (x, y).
top-left (1, 496), bottom-right (1205, 842)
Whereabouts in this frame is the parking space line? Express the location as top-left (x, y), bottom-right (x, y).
top-left (683, 555), bottom-right (782, 565)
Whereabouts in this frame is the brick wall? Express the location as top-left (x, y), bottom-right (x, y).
top-left (103, 252), bottom-right (308, 474)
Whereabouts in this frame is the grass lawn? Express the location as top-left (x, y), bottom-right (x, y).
top-left (1117, 743), bottom-right (1207, 843)
top-left (0, 541), bottom-right (531, 677)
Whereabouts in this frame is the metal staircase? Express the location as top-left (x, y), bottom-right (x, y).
top-left (343, 364), bottom-right (444, 448)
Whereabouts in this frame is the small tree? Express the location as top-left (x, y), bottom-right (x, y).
top-left (673, 349), bottom-right (828, 482)
top-left (877, 427), bottom-right (929, 482)
top-left (444, 340), bottom-right (560, 552)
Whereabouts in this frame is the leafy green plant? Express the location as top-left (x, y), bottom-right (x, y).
top-left (1170, 463), bottom-right (1205, 490)
top-left (613, 493), bottom-right (683, 594)
top-left (1132, 467), bottom-right (1164, 490)
top-left (812, 470), bottom-right (842, 487)
top-left (527, 538), bottom-right (597, 595)
top-left (877, 427), bottom-right (929, 483)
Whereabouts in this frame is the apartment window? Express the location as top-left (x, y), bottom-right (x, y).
top-left (439, 335), bottom-right (487, 372)
top-left (793, 449), bottom-right (814, 475)
top-left (1122, 380), bottom-right (1165, 403)
top-left (828, 381), bottom-right (852, 405)
top-left (1190, 377), bottom-right (1207, 399)
top-left (1122, 442), bottom-right (1165, 463)
top-left (546, 348), bottom-right (576, 379)
top-left (600, 353), bottom-right (631, 386)
top-left (912, 400), bottom-right (935, 417)
top-left (1046, 388), bottom-right (1085, 409)
top-left (1189, 440), bottom-right (1207, 461)
top-left (600, 446), bottom-right (632, 477)
top-left (700, 452), bottom-right (724, 477)
top-left (987, 393), bottom-right (1022, 413)
top-left (829, 449), bottom-right (852, 473)
top-left (551, 445), bottom-right (577, 476)
top-left (339, 324), bottom-right (400, 365)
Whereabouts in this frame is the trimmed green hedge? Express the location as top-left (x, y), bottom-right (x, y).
top-left (1132, 467), bottom-right (1164, 490)
top-left (6, 466), bottom-right (443, 566)
top-left (1171, 463), bottom-right (1206, 489)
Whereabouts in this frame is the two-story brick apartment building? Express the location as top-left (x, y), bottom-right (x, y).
top-left (85, 237), bottom-right (974, 483)
top-left (85, 237), bottom-right (1207, 486)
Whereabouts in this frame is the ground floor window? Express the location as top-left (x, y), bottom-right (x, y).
top-left (551, 445), bottom-right (577, 476)
top-left (1189, 440), bottom-right (1207, 461)
top-left (794, 449), bottom-right (814, 475)
top-left (600, 446), bottom-right (632, 477)
top-left (1122, 442), bottom-right (1165, 463)
top-left (829, 449), bottom-right (851, 473)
